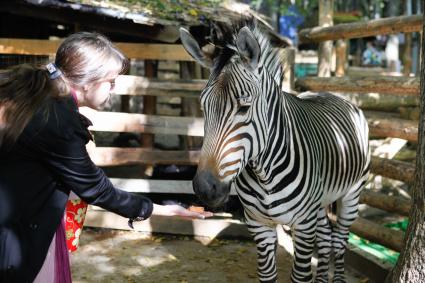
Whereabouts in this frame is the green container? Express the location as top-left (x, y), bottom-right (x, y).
top-left (348, 219), bottom-right (408, 265)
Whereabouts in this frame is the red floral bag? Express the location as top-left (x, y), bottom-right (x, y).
top-left (64, 192), bottom-right (88, 252)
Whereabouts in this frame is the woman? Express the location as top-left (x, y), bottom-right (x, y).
top-left (0, 32), bottom-right (211, 283)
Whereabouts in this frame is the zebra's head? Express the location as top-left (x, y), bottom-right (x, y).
top-left (180, 23), bottom-right (274, 208)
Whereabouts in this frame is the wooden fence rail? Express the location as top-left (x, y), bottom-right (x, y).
top-left (299, 14), bottom-right (422, 43)
top-left (359, 191), bottom-right (411, 216)
top-left (295, 76), bottom-right (420, 96)
top-left (0, 38), bottom-right (193, 61)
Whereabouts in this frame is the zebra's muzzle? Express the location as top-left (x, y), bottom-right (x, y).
top-left (192, 170), bottom-right (231, 208)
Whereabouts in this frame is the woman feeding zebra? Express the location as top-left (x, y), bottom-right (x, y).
top-left (0, 31), bottom-right (212, 283)
top-left (180, 19), bottom-right (370, 283)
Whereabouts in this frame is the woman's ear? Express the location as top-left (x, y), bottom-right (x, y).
top-left (179, 28), bottom-right (213, 69)
top-left (236, 26), bottom-right (261, 70)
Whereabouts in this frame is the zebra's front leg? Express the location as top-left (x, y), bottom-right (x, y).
top-left (315, 207), bottom-right (332, 283)
top-left (246, 219), bottom-right (278, 283)
top-left (291, 216), bottom-right (317, 283)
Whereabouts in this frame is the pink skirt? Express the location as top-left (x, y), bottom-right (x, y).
top-left (34, 217), bottom-right (72, 283)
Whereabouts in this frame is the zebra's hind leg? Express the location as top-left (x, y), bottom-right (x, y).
top-left (315, 207), bottom-right (332, 283)
top-left (332, 190), bottom-right (362, 283)
top-left (246, 220), bottom-right (278, 283)
top-left (291, 215), bottom-right (317, 283)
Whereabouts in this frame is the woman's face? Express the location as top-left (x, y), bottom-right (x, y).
top-left (82, 74), bottom-right (117, 110)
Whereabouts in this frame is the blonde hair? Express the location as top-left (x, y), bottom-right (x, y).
top-left (0, 32), bottom-right (128, 148)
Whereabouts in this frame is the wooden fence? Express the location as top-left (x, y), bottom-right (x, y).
top-left (297, 13), bottom-right (422, 256)
top-left (0, 14), bottom-right (419, 256)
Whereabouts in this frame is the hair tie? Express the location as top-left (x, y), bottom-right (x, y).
top-left (46, 63), bottom-right (62, 79)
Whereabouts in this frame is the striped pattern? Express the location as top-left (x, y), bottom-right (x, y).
top-left (197, 23), bottom-right (370, 283)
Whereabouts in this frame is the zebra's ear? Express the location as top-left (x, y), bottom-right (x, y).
top-left (179, 28), bottom-right (213, 69)
top-left (236, 26), bottom-right (261, 70)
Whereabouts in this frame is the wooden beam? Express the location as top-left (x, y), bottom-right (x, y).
top-left (370, 156), bottom-right (415, 184)
top-left (295, 76), bottom-right (420, 96)
top-left (359, 191), bottom-right (411, 216)
top-left (112, 75), bottom-right (204, 97)
top-left (329, 214), bottom-right (404, 252)
top-left (84, 208), bottom-right (251, 239)
top-left (335, 93), bottom-right (418, 112)
top-left (79, 109), bottom-right (204, 136)
top-left (89, 148), bottom-right (200, 166)
top-left (0, 38), bottom-right (193, 61)
top-left (109, 178), bottom-right (238, 195)
top-left (366, 111), bottom-right (418, 142)
top-left (299, 15), bottom-right (422, 43)
top-left (81, 110), bottom-right (418, 143)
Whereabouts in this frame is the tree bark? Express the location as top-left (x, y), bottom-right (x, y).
top-left (388, 4), bottom-right (425, 281)
top-left (318, 0), bottom-right (334, 77)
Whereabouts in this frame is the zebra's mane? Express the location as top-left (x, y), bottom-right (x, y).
top-left (209, 19), bottom-right (288, 87)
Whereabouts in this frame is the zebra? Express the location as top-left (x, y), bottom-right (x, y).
top-left (180, 21), bottom-right (370, 283)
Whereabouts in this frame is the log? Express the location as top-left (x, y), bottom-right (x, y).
top-left (299, 15), bottom-right (422, 43)
top-left (109, 178), bottom-right (238, 195)
top-left (336, 93), bottom-right (418, 111)
top-left (79, 109), bottom-right (204, 136)
top-left (328, 214), bottom-right (404, 252)
top-left (84, 209), bottom-right (251, 239)
top-left (335, 39), bottom-right (347, 77)
top-left (112, 75), bottom-right (205, 97)
top-left (89, 147), bottom-right (200, 166)
top-left (295, 76), bottom-right (420, 96)
top-left (370, 156), bottom-right (415, 184)
top-left (365, 111), bottom-right (418, 142)
top-left (0, 38), bottom-right (193, 61)
top-left (317, 0), bottom-right (334, 78)
top-left (359, 191), bottom-right (411, 216)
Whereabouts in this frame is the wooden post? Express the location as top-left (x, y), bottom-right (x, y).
top-left (141, 60), bottom-right (157, 176)
top-left (180, 61), bottom-right (203, 149)
top-left (335, 39), bottom-right (347, 76)
top-left (403, 0), bottom-right (413, 76)
top-left (282, 48), bottom-right (295, 92)
top-left (318, 0), bottom-right (334, 77)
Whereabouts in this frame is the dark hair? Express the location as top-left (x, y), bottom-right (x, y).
top-left (0, 32), bottom-right (128, 147)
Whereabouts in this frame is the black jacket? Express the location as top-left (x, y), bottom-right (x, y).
top-left (0, 97), bottom-right (153, 283)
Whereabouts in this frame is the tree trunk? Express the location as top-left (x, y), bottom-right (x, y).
top-left (318, 0), bottom-right (334, 77)
top-left (388, 4), bottom-right (425, 281)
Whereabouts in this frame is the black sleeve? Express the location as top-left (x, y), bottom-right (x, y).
top-left (40, 143), bottom-right (153, 220)
top-left (22, 102), bottom-right (153, 220)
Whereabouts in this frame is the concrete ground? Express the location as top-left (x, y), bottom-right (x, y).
top-left (70, 228), bottom-right (367, 283)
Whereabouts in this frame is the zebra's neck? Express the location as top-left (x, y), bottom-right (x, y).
top-left (251, 70), bottom-right (295, 187)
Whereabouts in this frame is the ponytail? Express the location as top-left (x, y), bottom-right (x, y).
top-left (0, 64), bottom-right (66, 148)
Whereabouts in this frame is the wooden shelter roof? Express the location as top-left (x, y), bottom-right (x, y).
top-left (0, 0), bottom-right (257, 43)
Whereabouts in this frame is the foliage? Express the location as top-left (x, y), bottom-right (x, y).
top-left (249, 0), bottom-right (319, 17)
top-left (72, 0), bottom-right (224, 21)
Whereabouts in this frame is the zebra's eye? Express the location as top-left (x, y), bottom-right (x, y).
top-left (236, 96), bottom-right (252, 115)
top-left (237, 96), bottom-right (252, 107)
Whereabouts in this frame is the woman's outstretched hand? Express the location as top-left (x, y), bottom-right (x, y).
top-left (152, 204), bottom-right (213, 219)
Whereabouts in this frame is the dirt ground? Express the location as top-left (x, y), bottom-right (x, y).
top-left (70, 228), bottom-right (366, 283)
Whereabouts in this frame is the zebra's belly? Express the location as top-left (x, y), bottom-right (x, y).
top-left (235, 184), bottom-right (315, 226)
